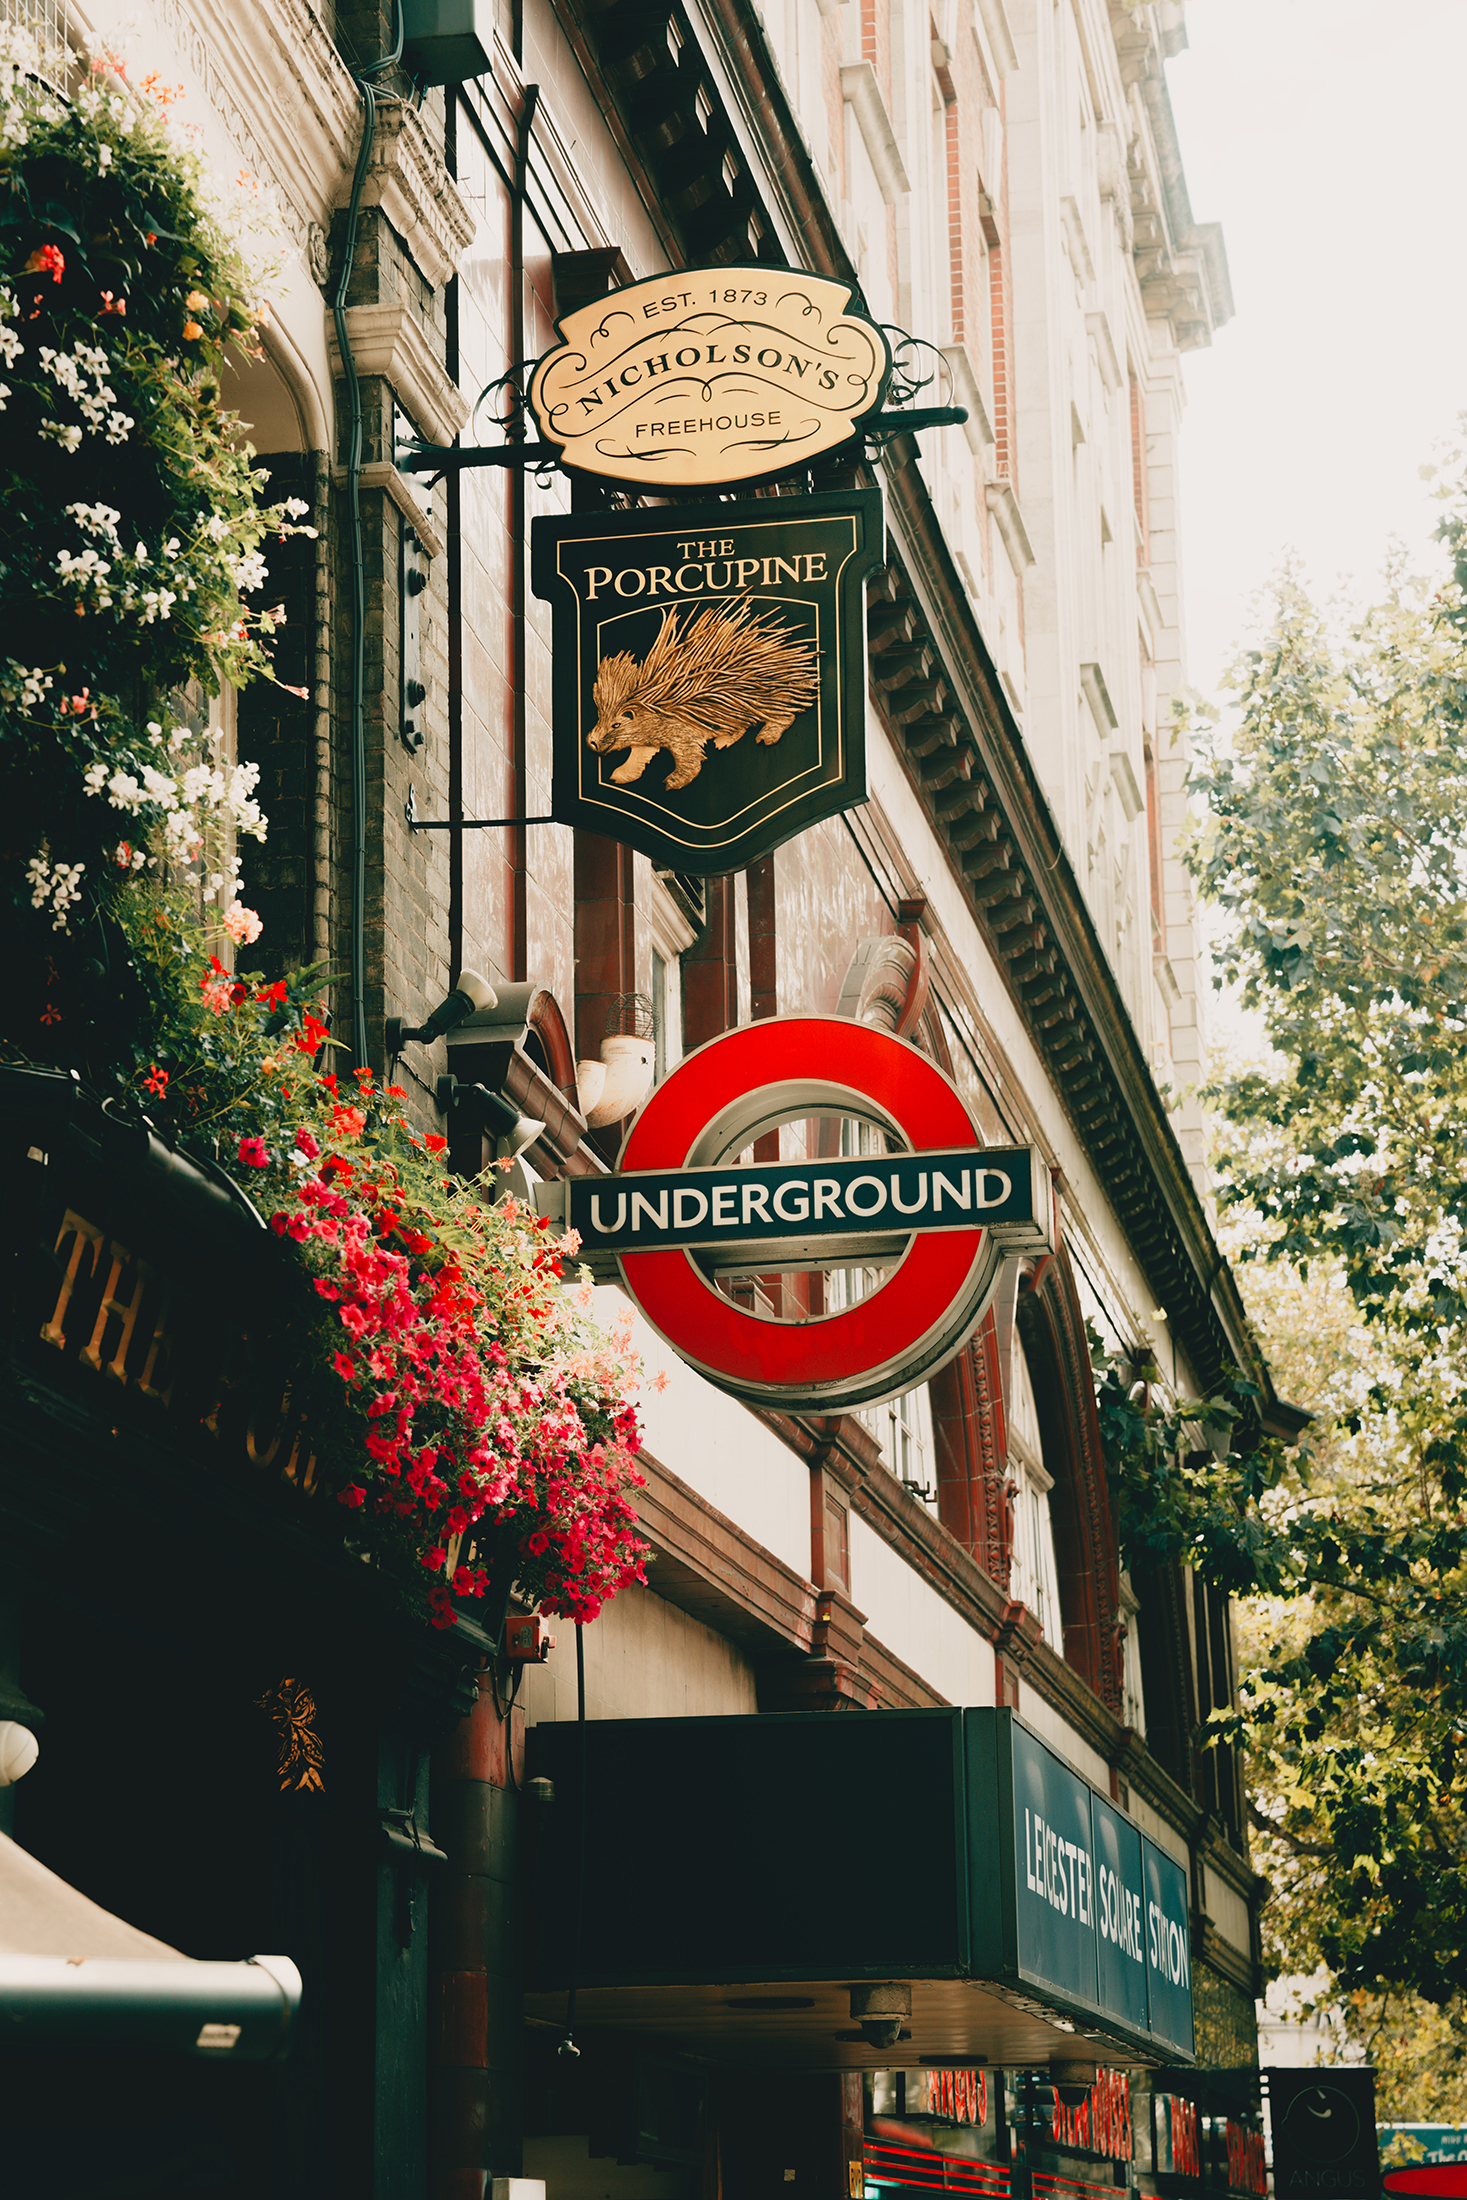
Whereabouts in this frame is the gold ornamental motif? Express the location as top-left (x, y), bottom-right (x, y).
top-left (256, 1677), bottom-right (325, 1794)
top-left (588, 598), bottom-right (819, 791)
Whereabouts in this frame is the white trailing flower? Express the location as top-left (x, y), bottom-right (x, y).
top-left (55, 544), bottom-right (114, 607)
top-left (37, 341), bottom-right (129, 448)
top-left (225, 548), bottom-right (268, 594)
top-left (66, 501), bottom-right (122, 542)
top-left (26, 853), bottom-right (86, 933)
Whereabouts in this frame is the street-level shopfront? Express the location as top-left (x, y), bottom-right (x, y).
top-left (515, 1709), bottom-right (1251, 2200)
top-left (0, 1071), bottom-right (493, 2193)
top-left (861, 2063), bottom-right (1267, 2200)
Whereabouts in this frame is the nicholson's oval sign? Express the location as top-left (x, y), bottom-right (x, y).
top-left (527, 266), bottom-right (892, 488)
top-left (551, 1017), bottom-right (1052, 1413)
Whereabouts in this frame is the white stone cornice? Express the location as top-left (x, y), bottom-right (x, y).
top-left (141, 0), bottom-right (473, 291)
top-left (331, 462), bottom-right (446, 558)
top-left (359, 105), bottom-right (476, 290)
top-left (327, 304), bottom-right (469, 446)
top-left (840, 61), bottom-right (911, 203)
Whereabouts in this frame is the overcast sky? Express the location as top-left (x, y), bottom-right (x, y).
top-left (1166, 0), bottom-right (1467, 701)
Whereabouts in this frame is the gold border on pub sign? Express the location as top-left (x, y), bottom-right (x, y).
top-left (527, 266), bottom-right (892, 488)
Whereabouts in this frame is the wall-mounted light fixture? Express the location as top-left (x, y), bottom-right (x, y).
top-left (0, 1721), bottom-right (39, 1786)
top-left (1051, 2058), bottom-right (1098, 2107)
top-left (576, 991), bottom-right (657, 1129)
top-left (437, 1075), bottom-right (545, 1165)
top-left (386, 970), bottom-right (497, 1055)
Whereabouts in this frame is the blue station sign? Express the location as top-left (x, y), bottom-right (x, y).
top-left (968, 1711), bottom-right (1195, 2057)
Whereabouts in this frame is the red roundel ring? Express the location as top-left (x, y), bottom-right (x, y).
top-left (616, 1016), bottom-right (1005, 1411)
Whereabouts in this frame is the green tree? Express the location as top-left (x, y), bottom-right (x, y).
top-left (1176, 465), bottom-right (1467, 2052)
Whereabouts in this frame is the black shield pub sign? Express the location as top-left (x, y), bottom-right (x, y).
top-left (529, 488), bottom-right (882, 874)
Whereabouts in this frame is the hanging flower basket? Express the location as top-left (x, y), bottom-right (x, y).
top-left (0, 35), bottom-right (651, 1636)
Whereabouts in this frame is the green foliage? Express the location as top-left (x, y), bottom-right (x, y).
top-left (1089, 1336), bottom-right (1301, 1594)
top-left (0, 39), bottom-right (310, 1073)
top-left (1172, 453), bottom-right (1467, 2049)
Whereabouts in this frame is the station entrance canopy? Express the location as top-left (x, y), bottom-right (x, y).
top-left (524, 1708), bottom-right (1193, 2071)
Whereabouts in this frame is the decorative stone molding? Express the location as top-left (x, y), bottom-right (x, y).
top-left (1086, 307), bottom-right (1124, 392)
top-left (359, 105), bottom-right (477, 290)
top-left (986, 481), bottom-right (1036, 574)
top-left (840, 62), bottom-right (911, 203)
top-left (974, 0), bottom-right (1020, 76)
top-left (1109, 748), bottom-right (1145, 823)
top-left (148, 0), bottom-right (359, 251)
top-left (1080, 660), bottom-right (1119, 737)
top-left (327, 305), bottom-right (469, 447)
top-left (330, 463), bottom-right (446, 560)
top-left (940, 343), bottom-right (996, 453)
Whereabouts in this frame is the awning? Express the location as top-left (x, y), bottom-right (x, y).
top-left (0, 1830), bottom-right (301, 2058)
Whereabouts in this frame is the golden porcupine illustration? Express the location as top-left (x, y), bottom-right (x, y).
top-left (588, 596), bottom-right (819, 790)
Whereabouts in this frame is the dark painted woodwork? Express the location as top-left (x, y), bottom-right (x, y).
top-left (681, 874), bottom-right (738, 1051)
top-left (1016, 1239), bottom-right (1124, 1718)
top-left (430, 1669), bottom-right (525, 2196)
top-left (573, 831), bottom-right (636, 1066)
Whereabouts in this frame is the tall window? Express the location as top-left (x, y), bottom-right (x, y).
top-left (1008, 1346), bottom-right (1062, 1645)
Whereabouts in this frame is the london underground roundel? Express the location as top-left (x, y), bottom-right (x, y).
top-left (568, 1016), bottom-right (1051, 1413)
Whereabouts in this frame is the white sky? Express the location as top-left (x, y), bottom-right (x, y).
top-left (1166, 0), bottom-right (1467, 700)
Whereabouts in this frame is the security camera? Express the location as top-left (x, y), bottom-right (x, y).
top-left (386, 969), bottom-right (498, 1053)
top-left (850, 1983), bottom-right (911, 2051)
top-left (1051, 2058), bottom-right (1097, 2108)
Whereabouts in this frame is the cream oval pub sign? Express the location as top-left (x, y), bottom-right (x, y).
top-left (527, 265), bottom-right (892, 488)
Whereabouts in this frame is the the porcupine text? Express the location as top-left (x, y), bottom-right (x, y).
top-left (584, 547), bottom-right (829, 600)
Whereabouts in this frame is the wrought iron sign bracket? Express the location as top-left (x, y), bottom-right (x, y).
top-left (398, 410), bottom-right (968, 486)
top-left (401, 441), bottom-right (559, 481)
top-left (404, 784), bottom-right (555, 832)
